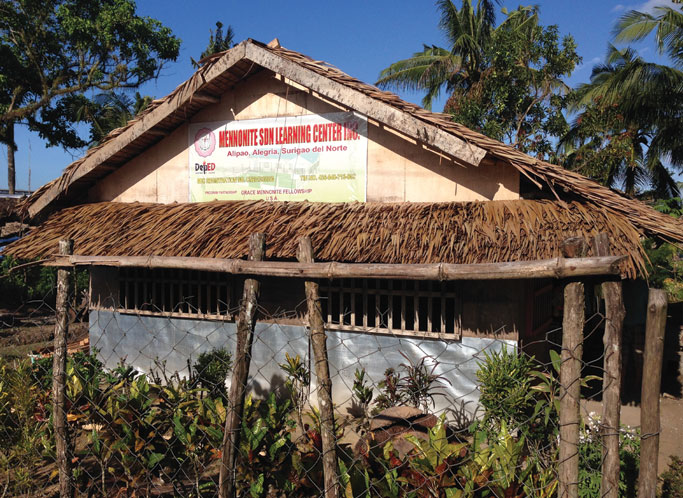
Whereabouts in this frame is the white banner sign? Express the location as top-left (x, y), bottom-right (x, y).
top-left (189, 112), bottom-right (367, 202)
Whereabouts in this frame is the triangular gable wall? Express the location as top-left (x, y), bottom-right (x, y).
top-left (87, 68), bottom-right (520, 205)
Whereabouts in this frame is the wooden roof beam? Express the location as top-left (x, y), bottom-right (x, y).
top-left (191, 92), bottom-right (221, 104)
top-left (245, 43), bottom-right (487, 167)
top-left (47, 254), bottom-right (626, 280)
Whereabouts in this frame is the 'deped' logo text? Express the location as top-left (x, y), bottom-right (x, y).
top-left (195, 161), bottom-right (216, 173)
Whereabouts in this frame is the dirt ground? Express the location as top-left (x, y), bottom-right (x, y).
top-left (585, 345), bottom-right (683, 476)
top-left (0, 307), bottom-right (88, 358)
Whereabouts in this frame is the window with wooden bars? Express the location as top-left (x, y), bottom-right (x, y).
top-left (319, 279), bottom-right (461, 339)
top-left (115, 268), bottom-right (235, 320)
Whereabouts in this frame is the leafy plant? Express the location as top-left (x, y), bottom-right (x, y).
top-left (352, 368), bottom-right (374, 429)
top-left (475, 346), bottom-right (537, 437)
top-left (660, 455), bottom-right (683, 498)
top-left (374, 354), bottom-right (449, 413)
top-left (578, 415), bottom-right (639, 498)
top-left (397, 414), bottom-right (467, 495)
top-left (234, 393), bottom-right (303, 496)
top-left (279, 352), bottom-right (310, 437)
top-left (191, 347), bottom-right (232, 399)
top-left (374, 367), bottom-right (403, 411)
top-left (398, 353), bottom-right (450, 412)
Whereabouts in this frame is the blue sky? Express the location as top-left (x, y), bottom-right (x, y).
top-left (2, 0), bottom-right (678, 191)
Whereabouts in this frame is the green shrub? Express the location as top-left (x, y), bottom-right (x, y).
top-left (476, 346), bottom-right (537, 435)
top-left (0, 256), bottom-right (89, 307)
top-left (191, 347), bottom-right (232, 399)
top-left (660, 456), bottom-right (683, 498)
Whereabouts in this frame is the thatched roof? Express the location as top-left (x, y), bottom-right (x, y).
top-left (18, 39), bottom-right (683, 244)
top-left (5, 199), bottom-right (648, 278)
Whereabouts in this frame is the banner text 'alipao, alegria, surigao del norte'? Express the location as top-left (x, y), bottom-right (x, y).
top-left (188, 112), bottom-right (368, 202)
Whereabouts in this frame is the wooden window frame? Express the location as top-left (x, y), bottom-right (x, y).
top-left (107, 267), bottom-right (236, 321)
top-left (320, 278), bottom-right (462, 340)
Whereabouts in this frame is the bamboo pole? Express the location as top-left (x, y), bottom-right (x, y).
top-left (53, 239), bottom-right (73, 498)
top-left (592, 233), bottom-right (625, 498)
top-left (637, 288), bottom-right (667, 498)
top-left (296, 237), bottom-right (338, 498)
top-left (219, 233), bottom-right (266, 498)
top-left (558, 281), bottom-right (584, 498)
top-left (47, 255), bottom-right (627, 280)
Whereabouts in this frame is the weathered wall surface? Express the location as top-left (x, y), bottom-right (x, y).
top-left (90, 310), bottom-right (515, 416)
top-left (88, 71), bottom-right (519, 204)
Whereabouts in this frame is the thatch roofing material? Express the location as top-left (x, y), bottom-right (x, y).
top-left (5, 200), bottom-right (647, 279)
top-left (18, 40), bottom-right (683, 245)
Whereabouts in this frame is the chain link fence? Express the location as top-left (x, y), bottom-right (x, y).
top-left (0, 253), bottom-right (665, 497)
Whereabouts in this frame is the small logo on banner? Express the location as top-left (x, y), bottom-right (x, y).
top-left (194, 128), bottom-right (216, 157)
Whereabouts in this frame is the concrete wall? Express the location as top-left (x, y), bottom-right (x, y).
top-left (88, 71), bottom-right (519, 204)
top-left (90, 309), bottom-right (515, 417)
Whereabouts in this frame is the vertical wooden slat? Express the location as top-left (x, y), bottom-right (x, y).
top-left (53, 239), bottom-right (73, 498)
top-left (427, 281), bottom-right (433, 333)
top-left (339, 279), bottom-right (344, 325)
top-left (328, 284), bottom-right (333, 325)
top-left (297, 237), bottom-right (339, 498)
top-left (375, 280), bottom-right (381, 329)
top-left (401, 280), bottom-right (406, 332)
top-left (440, 282), bottom-right (446, 333)
top-left (414, 280), bottom-right (419, 332)
top-left (388, 280), bottom-right (393, 331)
top-left (350, 279), bottom-right (356, 327)
top-left (219, 233), bottom-right (266, 498)
top-left (362, 279), bottom-right (368, 329)
top-left (559, 281), bottom-right (585, 498)
top-left (637, 288), bottom-right (667, 498)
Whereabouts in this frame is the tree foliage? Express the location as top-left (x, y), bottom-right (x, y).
top-left (376, 0), bottom-right (501, 111)
top-left (192, 21), bottom-right (235, 68)
top-left (563, 4), bottom-right (683, 198)
top-left (377, 1), bottom-right (579, 157)
top-left (445, 6), bottom-right (579, 157)
top-left (0, 0), bottom-right (180, 190)
top-left (70, 91), bottom-right (152, 147)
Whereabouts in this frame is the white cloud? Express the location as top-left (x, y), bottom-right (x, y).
top-left (612, 4), bottom-right (628, 12)
top-left (635, 0), bottom-right (678, 13)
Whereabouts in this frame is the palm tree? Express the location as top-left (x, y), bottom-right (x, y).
top-left (72, 92), bottom-right (152, 147)
top-left (564, 46), bottom-right (680, 198)
top-left (614, 5), bottom-right (683, 67)
top-left (376, 0), bottom-right (501, 110)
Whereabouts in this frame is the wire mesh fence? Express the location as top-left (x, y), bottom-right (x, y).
top-left (0, 254), bottom-right (662, 497)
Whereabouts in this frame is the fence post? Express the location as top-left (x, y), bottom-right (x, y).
top-left (592, 233), bottom-right (625, 498)
top-left (53, 239), bottom-right (73, 498)
top-left (219, 233), bottom-right (266, 498)
top-left (558, 280), bottom-right (584, 498)
top-left (637, 288), bottom-right (667, 498)
top-left (297, 236), bottom-right (339, 498)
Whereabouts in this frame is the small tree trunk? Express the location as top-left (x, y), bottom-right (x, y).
top-left (592, 233), bottom-right (625, 498)
top-left (54, 239), bottom-right (74, 498)
top-left (7, 120), bottom-right (15, 195)
top-left (219, 233), bottom-right (266, 498)
top-left (637, 288), bottom-right (667, 498)
top-left (297, 237), bottom-right (338, 498)
top-left (558, 281), bottom-right (584, 498)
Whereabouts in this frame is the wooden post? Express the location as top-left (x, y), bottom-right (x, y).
top-left (637, 288), bottom-right (667, 498)
top-left (592, 233), bottom-right (625, 498)
top-left (558, 281), bottom-right (584, 498)
top-left (219, 233), bottom-right (266, 498)
top-left (297, 237), bottom-right (339, 498)
top-left (53, 239), bottom-right (73, 498)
